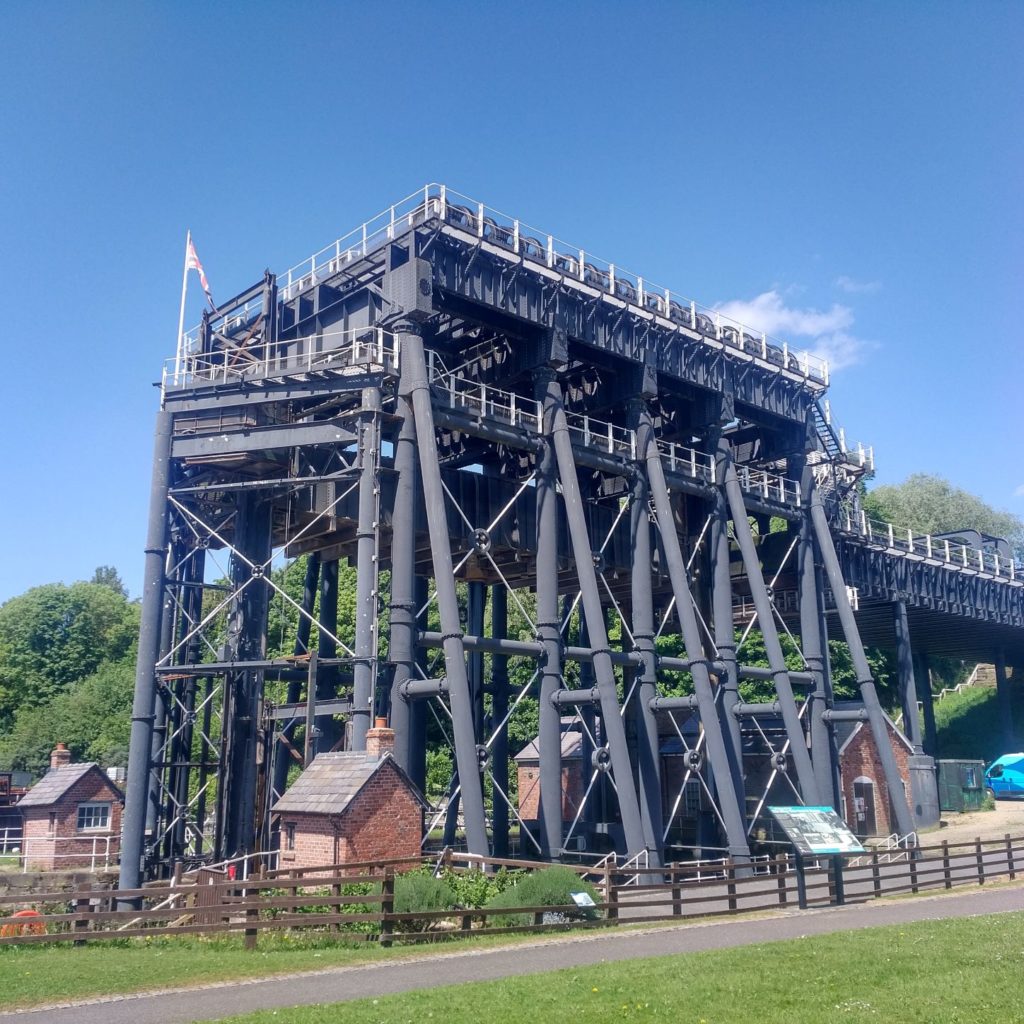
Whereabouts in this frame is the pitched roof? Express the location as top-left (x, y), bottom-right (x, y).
top-left (833, 701), bottom-right (915, 756)
top-left (272, 751), bottom-right (427, 816)
top-left (17, 763), bottom-right (123, 808)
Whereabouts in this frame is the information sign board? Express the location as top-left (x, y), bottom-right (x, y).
top-left (768, 806), bottom-right (865, 855)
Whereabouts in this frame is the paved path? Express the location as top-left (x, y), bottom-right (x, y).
top-left (4, 884), bottom-right (1023, 1024)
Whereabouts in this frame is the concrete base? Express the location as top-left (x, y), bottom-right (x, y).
top-left (908, 755), bottom-right (941, 830)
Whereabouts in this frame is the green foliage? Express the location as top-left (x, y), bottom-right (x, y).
top-left (0, 581), bottom-right (138, 729)
top-left (864, 473), bottom-right (1023, 558)
top-left (933, 682), bottom-right (1024, 762)
top-left (393, 870), bottom-right (456, 930)
top-left (440, 867), bottom-right (520, 908)
top-left (483, 866), bottom-right (600, 927)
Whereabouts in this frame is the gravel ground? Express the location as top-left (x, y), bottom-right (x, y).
top-left (918, 798), bottom-right (1024, 847)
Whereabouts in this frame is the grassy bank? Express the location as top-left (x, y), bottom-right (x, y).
top-left (210, 911), bottom-right (1024, 1024)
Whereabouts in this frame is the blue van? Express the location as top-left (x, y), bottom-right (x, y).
top-left (984, 754), bottom-right (1024, 800)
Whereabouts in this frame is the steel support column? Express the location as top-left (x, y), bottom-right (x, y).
top-left (350, 385), bottom-right (382, 750)
top-left (536, 370), bottom-right (566, 858)
top-left (995, 649), bottom-right (1015, 750)
top-left (400, 323), bottom-right (488, 855)
top-left (549, 389), bottom-right (647, 858)
top-left (120, 409), bottom-right (174, 893)
top-left (628, 439), bottom-right (665, 866)
top-left (799, 463), bottom-right (840, 808)
top-left (218, 493), bottom-right (272, 859)
top-left (915, 651), bottom-right (938, 757)
top-left (491, 585), bottom-right (510, 858)
top-left (807, 485), bottom-right (916, 838)
top-left (894, 601), bottom-right (924, 752)
top-left (640, 415), bottom-right (749, 860)
top-left (388, 360), bottom-right (419, 776)
top-left (721, 446), bottom-right (820, 805)
top-left (316, 559), bottom-right (340, 753)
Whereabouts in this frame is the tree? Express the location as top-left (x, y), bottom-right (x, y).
top-left (0, 581), bottom-right (139, 728)
top-left (90, 565), bottom-right (128, 598)
top-left (864, 474), bottom-right (1023, 558)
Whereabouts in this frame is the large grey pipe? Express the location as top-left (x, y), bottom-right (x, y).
top-left (807, 484), bottom-right (916, 837)
top-left (389, 362), bottom-right (419, 774)
top-left (400, 324), bottom-right (489, 855)
top-left (120, 409), bottom-right (174, 894)
top-left (639, 414), bottom-right (750, 860)
top-left (720, 448), bottom-right (820, 805)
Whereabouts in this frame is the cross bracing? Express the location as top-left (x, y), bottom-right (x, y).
top-left (121, 187), bottom-right (1024, 886)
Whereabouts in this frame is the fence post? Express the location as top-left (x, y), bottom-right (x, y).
top-left (775, 854), bottom-right (788, 907)
top-left (975, 837), bottom-right (985, 885)
top-left (871, 849), bottom-right (881, 897)
top-left (73, 890), bottom-right (92, 947)
top-left (908, 853), bottom-right (919, 895)
top-left (604, 863), bottom-right (618, 922)
top-left (672, 867), bottom-right (682, 916)
top-left (942, 840), bottom-right (951, 890)
top-left (1006, 834), bottom-right (1016, 881)
top-left (244, 868), bottom-right (263, 951)
top-left (379, 866), bottom-right (395, 948)
top-left (726, 862), bottom-right (737, 912)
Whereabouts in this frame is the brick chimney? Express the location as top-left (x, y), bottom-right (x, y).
top-left (365, 717), bottom-right (395, 759)
top-left (50, 743), bottom-right (72, 770)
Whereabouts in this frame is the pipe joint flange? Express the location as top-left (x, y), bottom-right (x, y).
top-left (592, 746), bottom-right (612, 773)
top-left (686, 750), bottom-right (703, 771)
top-left (472, 528), bottom-right (492, 555)
top-left (439, 632), bottom-right (463, 643)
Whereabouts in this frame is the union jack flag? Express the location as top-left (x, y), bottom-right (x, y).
top-left (186, 234), bottom-right (215, 309)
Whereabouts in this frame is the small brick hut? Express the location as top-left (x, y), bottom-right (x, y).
top-left (834, 702), bottom-right (915, 838)
top-left (17, 744), bottom-right (124, 870)
top-left (273, 720), bottom-right (426, 870)
top-left (514, 720), bottom-right (587, 825)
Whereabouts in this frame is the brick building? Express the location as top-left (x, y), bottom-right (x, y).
top-left (272, 720), bottom-right (426, 871)
top-left (514, 722), bottom-right (588, 825)
top-left (834, 702), bottom-right (915, 838)
top-left (17, 744), bottom-right (123, 870)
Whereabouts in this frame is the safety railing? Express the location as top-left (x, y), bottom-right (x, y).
top-left (17, 834), bottom-right (117, 872)
top-left (164, 326), bottom-right (397, 392)
top-left (839, 512), bottom-right (1020, 582)
top-left (182, 184), bottom-right (829, 388)
top-left (736, 466), bottom-right (801, 507)
top-left (655, 440), bottom-right (715, 482)
top-left (433, 185), bottom-right (829, 388)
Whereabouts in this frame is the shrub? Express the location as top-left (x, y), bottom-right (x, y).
top-left (441, 866), bottom-right (522, 908)
top-left (483, 866), bottom-right (600, 928)
top-left (393, 870), bottom-right (456, 931)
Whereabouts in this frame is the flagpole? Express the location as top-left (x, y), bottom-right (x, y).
top-left (174, 230), bottom-right (191, 383)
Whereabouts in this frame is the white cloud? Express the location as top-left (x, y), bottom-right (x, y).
top-left (835, 275), bottom-right (881, 294)
top-left (716, 290), bottom-right (853, 338)
top-left (714, 289), bottom-right (872, 373)
top-left (1014, 484), bottom-right (1024, 498)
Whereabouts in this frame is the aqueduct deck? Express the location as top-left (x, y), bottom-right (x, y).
top-left (121, 186), bottom-right (1023, 886)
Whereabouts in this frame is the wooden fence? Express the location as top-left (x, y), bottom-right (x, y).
top-left (1, 834), bottom-right (1020, 947)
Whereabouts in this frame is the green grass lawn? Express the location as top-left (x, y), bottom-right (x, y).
top-left (208, 912), bottom-right (1024, 1024)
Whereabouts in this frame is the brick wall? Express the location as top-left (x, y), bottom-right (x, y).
top-left (516, 759), bottom-right (585, 823)
top-left (280, 761), bottom-right (422, 872)
top-left (838, 725), bottom-right (912, 837)
top-left (21, 771), bottom-right (123, 871)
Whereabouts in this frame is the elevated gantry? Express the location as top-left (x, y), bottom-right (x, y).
top-left (120, 186), bottom-right (1024, 886)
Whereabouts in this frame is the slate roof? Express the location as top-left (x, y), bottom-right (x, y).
top-left (272, 751), bottom-right (427, 817)
top-left (833, 701), bottom-right (915, 756)
top-left (515, 728), bottom-right (584, 762)
top-left (17, 763), bottom-right (123, 808)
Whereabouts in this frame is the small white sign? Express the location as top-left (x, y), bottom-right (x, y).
top-left (570, 891), bottom-right (596, 908)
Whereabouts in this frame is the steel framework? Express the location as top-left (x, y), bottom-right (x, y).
top-left (120, 186), bottom-right (1024, 886)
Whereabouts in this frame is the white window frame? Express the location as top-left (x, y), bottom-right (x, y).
top-left (76, 801), bottom-right (111, 832)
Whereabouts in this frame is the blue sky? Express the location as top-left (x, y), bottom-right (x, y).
top-left (1, 2), bottom-right (1021, 602)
